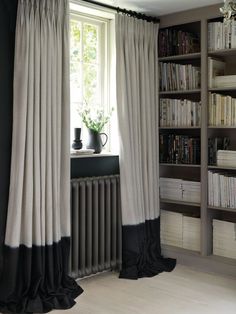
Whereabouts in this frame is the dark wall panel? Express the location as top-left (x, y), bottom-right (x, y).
top-left (71, 156), bottom-right (119, 178)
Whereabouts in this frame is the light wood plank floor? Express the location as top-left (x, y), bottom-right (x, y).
top-left (55, 265), bottom-right (236, 314)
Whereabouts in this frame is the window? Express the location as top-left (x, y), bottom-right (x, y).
top-left (70, 5), bottom-right (114, 152)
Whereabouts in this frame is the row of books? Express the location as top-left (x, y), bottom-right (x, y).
top-left (159, 62), bottom-right (201, 91)
top-left (159, 29), bottom-right (200, 57)
top-left (209, 93), bottom-right (236, 126)
top-left (160, 134), bottom-right (200, 164)
top-left (208, 137), bottom-right (230, 165)
top-left (160, 177), bottom-right (201, 203)
top-left (208, 170), bottom-right (236, 208)
top-left (217, 150), bottom-right (236, 167)
top-left (208, 21), bottom-right (236, 51)
top-left (160, 98), bottom-right (201, 127)
top-left (213, 219), bottom-right (236, 260)
top-left (161, 210), bottom-right (200, 251)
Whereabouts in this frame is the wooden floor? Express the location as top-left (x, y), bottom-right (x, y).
top-left (55, 265), bottom-right (236, 314)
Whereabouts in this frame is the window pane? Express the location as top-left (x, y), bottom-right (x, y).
top-left (83, 23), bottom-right (98, 64)
top-left (83, 63), bottom-right (99, 105)
top-left (70, 63), bottom-right (82, 104)
top-left (70, 20), bottom-right (81, 64)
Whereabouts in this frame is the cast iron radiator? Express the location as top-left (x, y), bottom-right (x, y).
top-left (70, 175), bottom-right (122, 279)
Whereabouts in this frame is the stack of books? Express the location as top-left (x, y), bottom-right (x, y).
top-left (208, 57), bottom-right (236, 88)
top-left (160, 98), bottom-right (201, 127)
top-left (160, 178), bottom-right (182, 201)
top-left (217, 150), bottom-right (236, 167)
top-left (213, 219), bottom-right (236, 259)
top-left (160, 210), bottom-right (183, 247)
top-left (208, 137), bottom-right (230, 165)
top-left (159, 62), bottom-right (201, 91)
top-left (182, 180), bottom-right (201, 203)
top-left (209, 93), bottom-right (236, 126)
top-left (208, 170), bottom-right (236, 208)
top-left (160, 134), bottom-right (200, 164)
top-left (183, 216), bottom-right (201, 251)
top-left (160, 177), bottom-right (201, 203)
top-left (208, 20), bottom-right (236, 50)
top-left (71, 149), bottom-right (95, 156)
top-left (159, 29), bottom-right (200, 57)
top-left (161, 210), bottom-right (201, 251)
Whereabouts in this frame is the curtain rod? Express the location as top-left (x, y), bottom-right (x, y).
top-left (81, 0), bottom-right (160, 23)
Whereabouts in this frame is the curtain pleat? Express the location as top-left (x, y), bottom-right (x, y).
top-left (116, 14), bottom-right (176, 279)
top-left (0, 1), bottom-right (83, 312)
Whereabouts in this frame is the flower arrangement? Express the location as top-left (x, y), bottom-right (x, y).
top-left (79, 107), bottom-right (113, 133)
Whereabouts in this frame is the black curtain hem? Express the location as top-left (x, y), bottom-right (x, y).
top-left (0, 238), bottom-right (83, 313)
top-left (119, 217), bottom-right (176, 280)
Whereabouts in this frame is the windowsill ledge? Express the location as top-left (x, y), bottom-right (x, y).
top-left (71, 152), bottom-right (119, 159)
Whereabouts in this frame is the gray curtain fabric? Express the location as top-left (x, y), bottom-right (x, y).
top-left (116, 14), bottom-right (160, 226)
top-left (5, 0), bottom-right (71, 248)
top-left (0, 2), bottom-right (83, 312)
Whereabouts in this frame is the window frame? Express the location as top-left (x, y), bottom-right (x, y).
top-left (70, 9), bottom-right (112, 152)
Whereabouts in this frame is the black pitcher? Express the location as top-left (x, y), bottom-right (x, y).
top-left (86, 129), bottom-right (108, 153)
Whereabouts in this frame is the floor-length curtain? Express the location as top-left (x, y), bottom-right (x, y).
top-left (0, 0), bottom-right (18, 276)
top-left (116, 14), bottom-right (176, 279)
top-left (0, 0), bottom-right (83, 312)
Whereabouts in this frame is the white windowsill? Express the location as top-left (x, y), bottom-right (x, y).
top-left (71, 152), bottom-right (118, 159)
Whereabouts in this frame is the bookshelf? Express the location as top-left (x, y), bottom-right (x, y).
top-left (159, 4), bottom-right (236, 277)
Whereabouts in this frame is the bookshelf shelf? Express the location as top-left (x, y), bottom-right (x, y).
top-left (160, 199), bottom-right (200, 207)
top-left (208, 87), bottom-right (236, 92)
top-left (208, 165), bottom-right (236, 170)
top-left (208, 205), bottom-right (236, 213)
top-left (159, 52), bottom-right (201, 62)
top-left (161, 245), bottom-right (200, 256)
top-left (210, 254), bottom-right (236, 265)
top-left (159, 89), bottom-right (201, 95)
top-left (208, 48), bottom-right (236, 57)
top-left (208, 126), bottom-right (236, 129)
top-left (159, 126), bottom-right (201, 130)
top-left (160, 163), bottom-right (201, 167)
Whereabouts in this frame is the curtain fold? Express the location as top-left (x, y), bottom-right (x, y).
top-left (0, 1), bottom-right (83, 312)
top-left (116, 14), bottom-right (176, 279)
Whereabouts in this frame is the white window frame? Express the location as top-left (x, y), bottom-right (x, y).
top-left (70, 4), bottom-right (113, 152)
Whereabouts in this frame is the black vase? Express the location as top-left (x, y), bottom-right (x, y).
top-left (72, 128), bottom-right (83, 150)
top-left (86, 129), bottom-right (108, 154)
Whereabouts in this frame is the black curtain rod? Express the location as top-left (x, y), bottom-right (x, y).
top-left (81, 0), bottom-right (160, 23)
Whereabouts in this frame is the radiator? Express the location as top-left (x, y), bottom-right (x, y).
top-left (70, 175), bottom-right (122, 279)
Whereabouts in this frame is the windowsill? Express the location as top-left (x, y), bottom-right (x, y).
top-left (71, 152), bottom-right (119, 159)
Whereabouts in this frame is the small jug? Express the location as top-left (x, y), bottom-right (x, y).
top-left (86, 129), bottom-right (108, 153)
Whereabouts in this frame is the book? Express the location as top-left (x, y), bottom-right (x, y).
top-left (217, 150), bottom-right (236, 167)
top-left (160, 177), bottom-right (200, 203)
top-left (159, 62), bottom-right (201, 91)
top-left (208, 57), bottom-right (226, 88)
top-left (159, 29), bottom-right (200, 57)
top-left (213, 219), bottom-right (236, 259)
top-left (208, 137), bottom-right (230, 165)
top-left (160, 134), bottom-right (200, 164)
top-left (159, 98), bottom-right (201, 127)
top-left (208, 20), bottom-right (236, 51)
top-left (208, 170), bottom-right (236, 208)
top-left (214, 75), bottom-right (236, 88)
